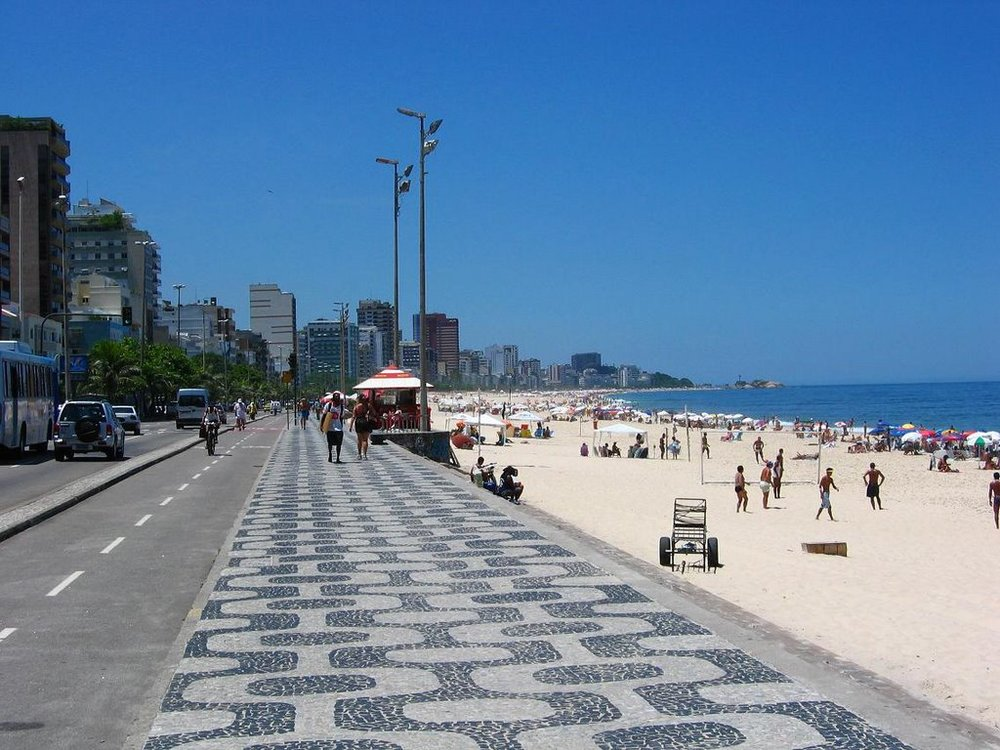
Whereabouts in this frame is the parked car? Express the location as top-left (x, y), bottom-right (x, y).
top-left (113, 405), bottom-right (142, 434)
top-left (53, 399), bottom-right (126, 461)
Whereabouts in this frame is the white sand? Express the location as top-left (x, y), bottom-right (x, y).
top-left (436, 400), bottom-right (1000, 733)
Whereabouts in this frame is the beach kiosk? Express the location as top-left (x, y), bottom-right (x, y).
top-left (352, 364), bottom-right (433, 430)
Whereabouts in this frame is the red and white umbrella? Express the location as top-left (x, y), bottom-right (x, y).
top-left (354, 365), bottom-right (434, 392)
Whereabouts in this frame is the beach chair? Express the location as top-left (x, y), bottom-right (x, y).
top-left (658, 498), bottom-right (721, 573)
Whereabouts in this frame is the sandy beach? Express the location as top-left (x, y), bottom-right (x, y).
top-left (433, 396), bottom-right (1000, 735)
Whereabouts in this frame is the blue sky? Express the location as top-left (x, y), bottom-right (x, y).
top-left (8, 1), bottom-right (999, 385)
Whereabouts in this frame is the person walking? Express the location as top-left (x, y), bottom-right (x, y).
top-left (772, 448), bottom-right (785, 498)
top-left (351, 396), bottom-right (376, 460)
top-left (989, 472), bottom-right (1000, 530)
top-left (298, 398), bottom-right (310, 429)
top-left (735, 465), bottom-right (749, 512)
top-left (863, 462), bottom-right (886, 510)
top-left (752, 436), bottom-right (765, 464)
top-left (701, 432), bottom-right (710, 459)
top-left (233, 398), bottom-right (247, 431)
top-left (760, 461), bottom-right (773, 509)
top-left (322, 392), bottom-right (347, 463)
top-left (816, 467), bottom-right (839, 520)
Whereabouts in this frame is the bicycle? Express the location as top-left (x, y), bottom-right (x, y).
top-left (205, 425), bottom-right (218, 455)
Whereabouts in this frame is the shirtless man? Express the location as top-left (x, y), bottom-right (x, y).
top-left (772, 448), bottom-right (785, 498)
top-left (752, 436), bottom-right (765, 464)
top-left (816, 467), bottom-right (838, 520)
top-left (759, 461), bottom-right (773, 509)
top-left (989, 472), bottom-right (1000, 530)
top-left (735, 465), bottom-right (749, 512)
top-left (863, 462), bottom-right (885, 510)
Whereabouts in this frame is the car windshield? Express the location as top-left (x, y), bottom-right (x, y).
top-left (61, 403), bottom-right (105, 422)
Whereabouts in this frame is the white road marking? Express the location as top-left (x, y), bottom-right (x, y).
top-left (202, 466), bottom-right (212, 471)
top-left (160, 496), bottom-right (174, 506)
top-left (100, 537), bottom-right (126, 554)
top-left (177, 483), bottom-right (189, 491)
top-left (47, 571), bottom-right (85, 597)
top-left (191, 473), bottom-right (202, 480)
top-left (135, 514), bottom-right (152, 527)
top-left (0, 627), bottom-right (16, 641)
top-left (211, 460), bottom-right (219, 465)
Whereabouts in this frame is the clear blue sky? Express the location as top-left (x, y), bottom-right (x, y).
top-left (8, 1), bottom-right (999, 385)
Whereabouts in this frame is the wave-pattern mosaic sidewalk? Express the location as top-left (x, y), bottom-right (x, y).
top-left (143, 427), bottom-right (912, 749)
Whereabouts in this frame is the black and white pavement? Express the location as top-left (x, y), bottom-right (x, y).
top-left (140, 425), bottom-right (936, 749)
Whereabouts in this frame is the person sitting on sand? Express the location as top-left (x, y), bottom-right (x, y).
top-left (938, 455), bottom-right (959, 472)
top-left (499, 466), bottom-right (524, 504)
top-left (611, 441), bottom-right (621, 457)
top-left (580, 442), bottom-right (589, 457)
top-left (982, 454), bottom-right (998, 471)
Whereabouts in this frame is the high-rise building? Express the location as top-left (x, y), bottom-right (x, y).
top-left (357, 299), bottom-right (394, 367)
top-left (67, 198), bottom-right (161, 348)
top-left (0, 115), bottom-right (71, 342)
top-left (304, 318), bottom-right (357, 389)
top-left (357, 325), bottom-right (384, 380)
top-left (414, 311), bottom-right (459, 375)
top-left (249, 283), bottom-right (297, 374)
top-left (571, 352), bottom-right (601, 371)
top-left (399, 340), bottom-right (420, 371)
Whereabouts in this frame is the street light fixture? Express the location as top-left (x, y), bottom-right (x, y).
top-left (172, 283), bottom-right (185, 348)
top-left (375, 156), bottom-right (412, 366)
top-left (397, 106), bottom-right (443, 431)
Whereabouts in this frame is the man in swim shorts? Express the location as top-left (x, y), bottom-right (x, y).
top-left (989, 472), bottom-right (1000, 530)
top-left (863, 462), bottom-right (885, 510)
top-left (760, 461), bottom-right (773, 509)
top-left (735, 465), bottom-right (749, 512)
top-left (753, 436), bottom-right (765, 464)
top-left (816, 467), bottom-right (838, 521)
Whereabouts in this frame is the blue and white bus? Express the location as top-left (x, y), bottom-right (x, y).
top-left (0, 341), bottom-right (59, 454)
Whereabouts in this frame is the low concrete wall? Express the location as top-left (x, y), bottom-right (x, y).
top-left (377, 430), bottom-right (454, 464)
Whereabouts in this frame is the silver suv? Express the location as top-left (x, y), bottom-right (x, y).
top-left (54, 400), bottom-right (126, 461)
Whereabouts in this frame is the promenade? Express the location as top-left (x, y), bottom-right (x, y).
top-left (135, 424), bottom-right (978, 749)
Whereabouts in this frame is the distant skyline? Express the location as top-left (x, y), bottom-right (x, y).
top-left (7, 1), bottom-right (998, 385)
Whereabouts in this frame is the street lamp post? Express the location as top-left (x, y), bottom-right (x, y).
top-left (56, 195), bottom-right (71, 400)
top-left (16, 176), bottom-right (25, 341)
top-left (335, 302), bottom-right (348, 395)
top-left (134, 240), bottom-right (156, 369)
top-left (172, 283), bottom-right (185, 349)
top-left (397, 107), bottom-right (442, 431)
top-left (218, 317), bottom-right (231, 405)
top-left (375, 157), bottom-right (412, 366)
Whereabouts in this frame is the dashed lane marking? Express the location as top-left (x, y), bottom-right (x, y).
top-left (135, 514), bottom-right (152, 527)
top-left (160, 496), bottom-right (174, 506)
top-left (100, 537), bottom-right (125, 554)
top-left (177, 483), bottom-right (189, 491)
top-left (0, 627), bottom-right (16, 641)
top-left (192, 473), bottom-right (202, 480)
top-left (47, 571), bottom-right (84, 597)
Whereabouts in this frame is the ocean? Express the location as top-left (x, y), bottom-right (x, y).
top-left (618, 382), bottom-right (1000, 431)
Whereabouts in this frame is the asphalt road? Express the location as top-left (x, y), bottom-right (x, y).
top-left (0, 420), bottom-right (204, 518)
top-left (0, 419), bottom-right (283, 749)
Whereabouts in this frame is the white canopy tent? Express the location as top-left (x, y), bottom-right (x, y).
top-left (595, 422), bottom-right (650, 457)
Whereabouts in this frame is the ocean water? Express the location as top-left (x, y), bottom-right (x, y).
top-left (618, 382), bottom-right (1000, 431)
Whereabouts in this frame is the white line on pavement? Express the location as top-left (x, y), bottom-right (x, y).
top-left (100, 537), bottom-right (126, 554)
top-left (47, 571), bottom-right (84, 597)
top-left (160, 496), bottom-right (174, 506)
top-left (177, 483), bottom-right (189, 491)
top-left (0, 627), bottom-right (16, 641)
top-left (192, 473), bottom-right (202, 480)
top-left (135, 514), bottom-right (152, 527)
top-left (202, 466), bottom-right (211, 471)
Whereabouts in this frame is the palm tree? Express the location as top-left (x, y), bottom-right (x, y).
top-left (83, 340), bottom-right (143, 403)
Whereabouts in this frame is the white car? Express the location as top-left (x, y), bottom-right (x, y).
top-left (113, 405), bottom-right (142, 435)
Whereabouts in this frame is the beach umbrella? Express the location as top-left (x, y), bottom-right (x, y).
top-left (987, 431), bottom-right (1000, 441)
top-left (901, 431), bottom-right (922, 443)
top-left (834, 421), bottom-right (847, 427)
top-left (941, 433), bottom-right (962, 442)
top-left (965, 431), bottom-right (988, 443)
top-left (919, 429), bottom-right (937, 437)
top-left (901, 423), bottom-right (916, 429)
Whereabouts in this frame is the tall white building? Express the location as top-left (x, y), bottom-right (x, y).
top-left (249, 283), bottom-right (296, 374)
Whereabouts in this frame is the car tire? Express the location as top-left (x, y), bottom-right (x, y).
top-left (54, 449), bottom-right (66, 462)
top-left (105, 448), bottom-right (115, 460)
top-left (117, 439), bottom-right (126, 460)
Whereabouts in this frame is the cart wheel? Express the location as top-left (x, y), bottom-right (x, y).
top-left (707, 537), bottom-right (721, 570)
top-left (659, 536), bottom-right (672, 568)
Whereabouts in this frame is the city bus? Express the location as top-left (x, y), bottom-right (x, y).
top-left (0, 341), bottom-right (59, 454)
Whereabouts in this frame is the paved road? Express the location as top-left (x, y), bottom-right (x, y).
top-left (0, 420), bottom-right (283, 750)
top-left (0, 421), bottom-right (197, 517)
top-left (133, 424), bottom-right (993, 750)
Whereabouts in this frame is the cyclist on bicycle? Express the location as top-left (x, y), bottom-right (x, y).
top-left (202, 405), bottom-right (221, 451)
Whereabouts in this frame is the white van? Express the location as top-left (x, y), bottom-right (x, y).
top-left (176, 388), bottom-right (210, 429)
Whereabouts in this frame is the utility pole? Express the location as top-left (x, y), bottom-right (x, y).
top-left (335, 302), bottom-right (349, 395)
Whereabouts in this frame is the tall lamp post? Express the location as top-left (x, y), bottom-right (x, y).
top-left (16, 176), bottom-right (25, 341)
top-left (335, 302), bottom-right (349, 395)
top-left (218, 318), bottom-right (231, 405)
top-left (172, 283), bottom-right (185, 349)
top-left (55, 195), bottom-right (71, 399)
top-left (375, 157), bottom-right (412, 366)
top-left (397, 107), bottom-right (442, 431)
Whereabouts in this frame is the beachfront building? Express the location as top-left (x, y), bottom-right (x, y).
top-left (67, 197), bottom-right (162, 350)
top-left (413, 311), bottom-right (459, 377)
top-left (485, 344), bottom-right (519, 386)
top-left (0, 115), bottom-right (71, 347)
top-left (399, 340), bottom-right (420, 372)
top-left (357, 299), bottom-right (395, 368)
top-left (571, 352), bottom-right (601, 372)
top-left (250, 283), bottom-right (297, 376)
top-left (618, 364), bottom-right (641, 388)
top-left (357, 325), bottom-right (384, 380)
top-left (302, 318), bottom-right (358, 390)
top-left (458, 348), bottom-right (490, 388)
